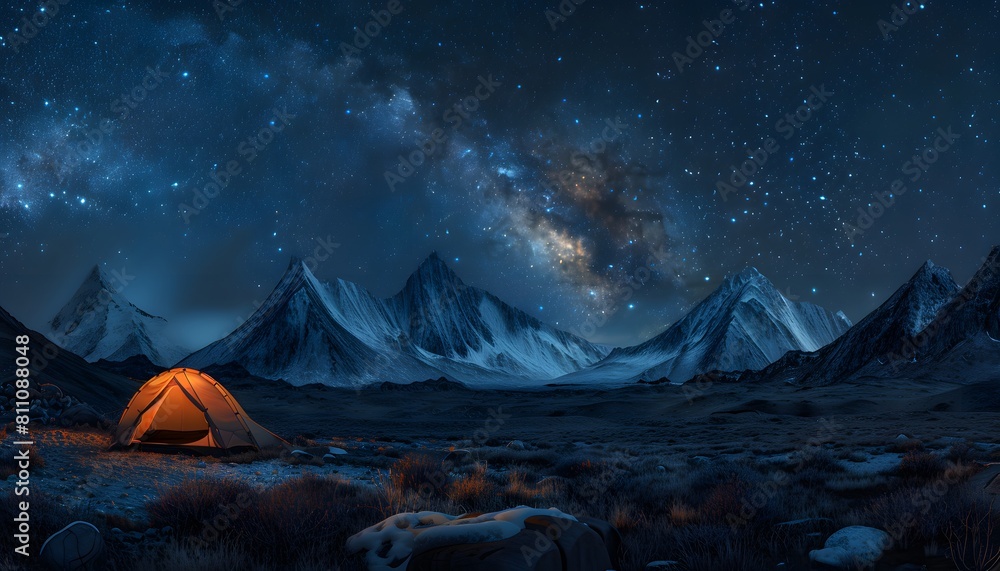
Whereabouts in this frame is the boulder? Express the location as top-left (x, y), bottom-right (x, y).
top-left (39, 383), bottom-right (63, 399)
top-left (577, 515), bottom-right (623, 568)
top-left (59, 403), bottom-right (103, 427)
top-left (809, 526), bottom-right (891, 569)
top-left (350, 508), bottom-right (620, 571)
top-left (409, 515), bottom-right (613, 571)
top-left (39, 521), bottom-right (104, 571)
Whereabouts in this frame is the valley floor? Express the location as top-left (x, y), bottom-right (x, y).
top-left (4, 376), bottom-right (1000, 570)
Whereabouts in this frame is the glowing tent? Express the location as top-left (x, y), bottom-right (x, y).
top-left (113, 368), bottom-right (287, 453)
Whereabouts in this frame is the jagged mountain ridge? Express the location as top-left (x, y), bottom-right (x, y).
top-left (557, 267), bottom-right (852, 385)
top-left (48, 266), bottom-right (188, 367)
top-left (749, 260), bottom-right (961, 385)
top-left (181, 254), bottom-right (610, 386)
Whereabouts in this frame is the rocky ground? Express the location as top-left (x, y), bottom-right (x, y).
top-left (2, 375), bottom-right (1000, 570)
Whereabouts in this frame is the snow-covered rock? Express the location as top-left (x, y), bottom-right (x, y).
top-left (48, 265), bottom-right (188, 367)
top-left (347, 507), bottom-right (579, 571)
top-left (559, 267), bottom-right (852, 385)
top-left (348, 507), bottom-right (619, 571)
top-left (809, 526), bottom-right (890, 568)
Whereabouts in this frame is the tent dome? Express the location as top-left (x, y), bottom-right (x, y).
top-left (113, 368), bottom-right (286, 453)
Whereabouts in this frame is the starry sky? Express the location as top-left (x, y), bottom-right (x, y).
top-left (0, 0), bottom-right (996, 348)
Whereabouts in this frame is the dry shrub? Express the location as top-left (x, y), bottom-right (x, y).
top-left (553, 457), bottom-right (605, 479)
top-left (606, 499), bottom-right (646, 533)
top-left (391, 453), bottom-right (447, 497)
top-left (501, 467), bottom-right (549, 506)
top-left (896, 451), bottom-right (948, 481)
top-left (858, 485), bottom-right (981, 549)
top-left (448, 465), bottom-right (497, 507)
top-left (672, 525), bottom-right (771, 571)
top-left (670, 501), bottom-right (699, 526)
top-left (145, 475), bottom-right (379, 569)
top-left (701, 475), bottom-right (752, 524)
top-left (947, 498), bottom-right (1000, 571)
top-left (146, 478), bottom-right (257, 538)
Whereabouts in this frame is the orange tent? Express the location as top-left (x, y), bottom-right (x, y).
top-left (113, 368), bottom-right (286, 453)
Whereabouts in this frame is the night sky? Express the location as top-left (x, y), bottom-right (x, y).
top-left (0, 0), bottom-right (996, 348)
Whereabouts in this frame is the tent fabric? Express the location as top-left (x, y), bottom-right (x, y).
top-left (114, 368), bottom-right (286, 453)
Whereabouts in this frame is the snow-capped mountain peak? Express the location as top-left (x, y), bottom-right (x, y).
top-left (558, 267), bottom-right (851, 385)
top-left (48, 265), bottom-right (187, 367)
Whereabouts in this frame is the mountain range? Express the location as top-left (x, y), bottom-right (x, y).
top-left (3, 247), bottom-right (998, 392)
top-left (180, 253), bottom-right (609, 387)
top-left (558, 267), bottom-right (852, 384)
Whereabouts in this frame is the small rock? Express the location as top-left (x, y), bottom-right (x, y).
top-left (655, 465), bottom-right (666, 473)
top-left (690, 455), bottom-right (711, 466)
top-left (195, 461), bottom-right (208, 468)
top-left (646, 562), bottom-right (682, 570)
top-left (144, 528), bottom-right (158, 538)
top-left (291, 449), bottom-right (314, 459)
top-left (809, 526), bottom-right (891, 569)
top-left (327, 447), bottom-right (347, 455)
top-left (110, 528), bottom-right (124, 535)
top-left (40, 522), bottom-right (104, 570)
top-left (506, 440), bottom-right (526, 450)
top-left (127, 531), bottom-right (144, 542)
top-left (58, 403), bottom-right (103, 427)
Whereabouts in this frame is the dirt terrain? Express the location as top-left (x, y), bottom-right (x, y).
top-left (6, 374), bottom-right (1000, 570)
